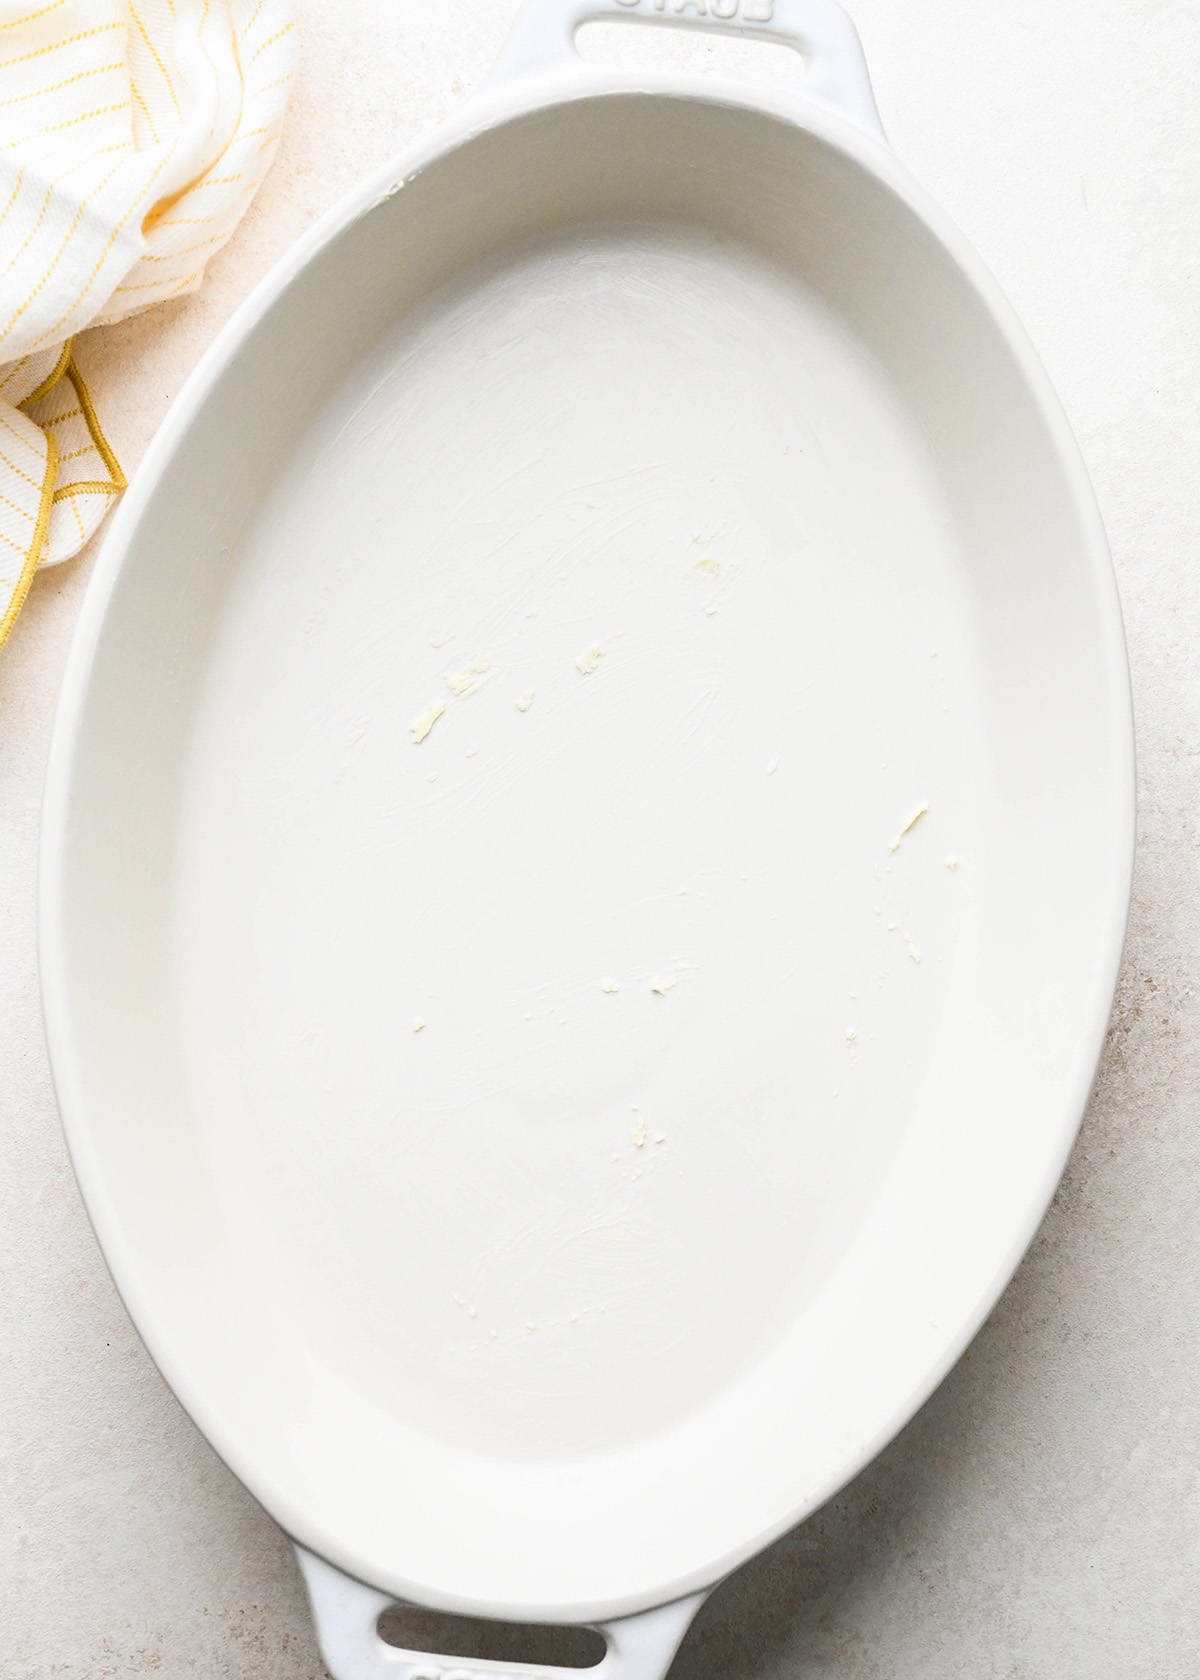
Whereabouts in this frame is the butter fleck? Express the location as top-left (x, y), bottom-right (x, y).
top-left (447, 656), bottom-right (491, 698)
top-left (515, 689), bottom-right (535, 712)
top-left (600, 978), bottom-right (621, 994)
top-left (649, 974), bottom-right (676, 996)
top-left (888, 801), bottom-right (929, 852)
top-left (429, 632), bottom-right (453, 649)
top-left (907, 944), bottom-right (921, 964)
top-left (945, 855), bottom-right (959, 871)
top-left (465, 745), bottom-right (479, 758)
top-left (844, 1027), bottom-right (858, 1043)
top-left (575, 642), bottom-right (604, 676)
top-left (694, 555), bottom-right (720, 576)
top-left (632, 1116), bottom-right (647, 1148)
top-left (654, 1132), bottom-right (666, 1145)
top-left (348, 718), bottom-right (369, 744)
top-left (410, 702), bottom-right (444, 744)
top-left (411, 1016), bottom-right (426, 1033)
top-left (702, 599), bottom-right (718, 616)
top-left (766, 757), bottom-right (779, 776)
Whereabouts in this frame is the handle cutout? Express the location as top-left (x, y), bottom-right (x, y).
top-left (377, 1606), bottom-right (608, 1670)
top-left (575, 16), bottom-right (806, 85)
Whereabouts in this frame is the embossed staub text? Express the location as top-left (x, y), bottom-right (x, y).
top-left (613, 0), bottom-right (776, 20)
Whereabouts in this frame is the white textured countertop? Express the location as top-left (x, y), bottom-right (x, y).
top-left (2, 3), bottom-right (1197, 1675)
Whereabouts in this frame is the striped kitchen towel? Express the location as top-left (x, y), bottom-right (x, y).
top-left (0, 0), bottom-right (296, 651)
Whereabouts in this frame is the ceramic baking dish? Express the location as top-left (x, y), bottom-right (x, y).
top-left (40, 3), bottom-right (1134, 1677)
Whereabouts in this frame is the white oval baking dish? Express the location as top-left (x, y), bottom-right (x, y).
top-left (40, 4), bottom-right (1134, 1679)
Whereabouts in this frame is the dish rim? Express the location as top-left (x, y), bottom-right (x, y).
top-left (38, 70), bottom-right (1136, 1622)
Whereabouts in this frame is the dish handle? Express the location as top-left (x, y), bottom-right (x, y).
top-left (295, 1546), bottom-right (707, 1680)
top-left (489, 0), bottom-right (883, 139)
